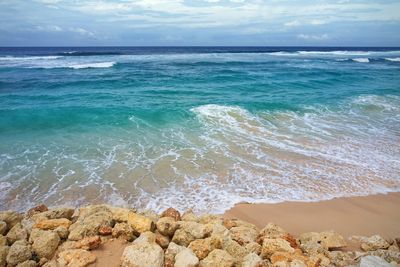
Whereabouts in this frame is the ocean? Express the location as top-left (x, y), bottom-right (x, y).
top-left (0, 47), bottom-right (399, 213)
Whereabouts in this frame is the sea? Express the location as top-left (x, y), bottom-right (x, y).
top-left (0, 47), bottom-right (399, 213)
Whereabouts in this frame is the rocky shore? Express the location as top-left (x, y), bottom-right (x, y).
top-left (0, 204), bottom-right (399, 267)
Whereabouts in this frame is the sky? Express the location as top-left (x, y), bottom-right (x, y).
top-left (0, 0), bottom-right (400, 46)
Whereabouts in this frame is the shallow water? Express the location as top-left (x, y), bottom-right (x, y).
top-left (0, 47), bottom-right (399, 213)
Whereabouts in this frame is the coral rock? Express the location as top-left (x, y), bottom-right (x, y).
top-left (57, 249), bottom-right (96, 267)
top-left (297, 231), bottom-right (346, 250)
top-left (54, 226), bottom-right (69, 239)
top-left (188, 238), bottom-right (216, 260)
top-left (108, 206), bottom-right (132, 222)
top-left (0, 246), bottom-right (10, 267)
top-left (261, 238), bottom-right (295, 259)
top-left (112, 222), bottom-right (135, 242)
top-left (181, 210), bottom-right (198, 222)
top-left (165, 242), bottom-right (186, 267)
top-left (0, 236), bottom-right (7, 247)
top-left (230, 226), bottom-right (258, 245)
top-left (15, 260), bottom-right (37, 267)
top-left (34, 218), bottom-right (72, 231)
top-left (121, 232), bottom-right (164, 267)
top-left (156, 217), bottom-right (178, 237)
top-left (242, 252), bottom-right (263, 267)
top-left (27, 205), bottom-right (48, 218)
top-left (0, 221), bottom-right (7, 236)
top-left (74, 236), bottom-right (101, 250)
top-left (43, 208), bottom-right (75, 220)
top-left (175, 248), bottom-right (199, 267)
top-left (98, 225), bottom-right (112, 236)
top-left (199, 249), bottom-right (234, 267)
top-left (68, 206), bottom-right (113, 241)
top-left (32, 230), bottom-right (60, 259)
top-left (0, 211), bottom-right (23, 230)
top-left (161, 208), bottom-right (181, 221)
top-left (6, 223), bottom-right (28, 245)
top-left (360, 235), bottom-right (391, 251)
top-left (155, 231), bottom-right (170, 249)
top-left (127, 212), bottom-right (155, 234)
top-left (6, 240), bottom-right (32, 266)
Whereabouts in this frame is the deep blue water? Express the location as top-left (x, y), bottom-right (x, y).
top-left (0, 47), bottom-right (399, 212)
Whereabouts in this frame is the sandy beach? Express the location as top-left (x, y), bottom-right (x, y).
top-left (224, 192), bottom-right (400, 238)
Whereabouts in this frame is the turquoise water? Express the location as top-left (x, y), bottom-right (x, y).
top-left (1, 47), bottom-right (400, 212)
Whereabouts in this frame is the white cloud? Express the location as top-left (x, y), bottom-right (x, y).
top-left (35, 25), bottom-right (63, 32)
top-left (69, 27), bottom-right (95, 37)
top-left (298, 33), bottom-right (329, 40)
top-left (310, 19), bottom-right (326, 25)
top-left (284, 20), bottom-right (301, 27)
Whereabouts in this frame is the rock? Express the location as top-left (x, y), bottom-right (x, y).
top-left (33, 218), bottom-right (72, 230)
top-left (198, 214), bottom-right (222, 225)
top-left (42, 260), bottom-right (58, 267)
top-left (6, 240), bottom-right (32, 266)
top-left (108, 207), bottom-right (131, 222)
top-left (156, 217), bottom-right (178, 237)
top-left (0, 221), bottom-right (6, 235)
top-left (299, 242), bottom-right (325, 256)
top-left (0, 246), bottom-right (10, 267)
top-left (165, 242), bottom-right (186, 267)
top-left (242, 252), bottom-right (263, 267)
top-left (54, 226), bottom-right (69, 239)
top-left (361, 235), bottom-right (391, 251)
top-left (43, 207), bottom-right (75, 220)
top-left (15, 260), bottom-right (37, 267)
top-left (32, 230), bottom-right (60, 259)
top-left (360, 255), bottom-right (392, 267)
top-left (74, 236), bottom-right (101, 250)
top-left (155, 231), bottom-right (170, 249)
top-left (112, 223), bottom-right (135, 242)
top-left (367, 249), bottom-right (400, 264)
top-left (223, 239), bottom-right (248, 264)
top-left (121, 232), bottom-right (164, 267)
top-left (230, 226), bottom-right (258, 245)
top-left (161, 208), bottom-right (181, 221)
top-left (27, 205), bottom-right (48, 218)
top-left (199, 249), bottom-right (234, 267)
top-left (188, 238), bottom-right (217, 260)
top-left (179, 221), bottom-right (207, 239)
top-left (244, 242), bottom-right (261, 255)
top-left (258, 223), bottom-right (287, 240)
top-left (0, 236), bottom-right (7, 247)
top-left (175, 248), bottom-right (199, 267)
top-left (68, 206), bottom-right (113, 241)
top-left (172, 229), bottom-right (196, 247)
top-left (98, 225), bottom-right (112, 235)
top-left (223, 219), bottom-right (258, 231)
top-left (127, 212), bottom-right (155, 234)
top-left (0, 211), bottom-right (23, 230)
top-left (297, 231), bottom-right (346, 250)
top-left (261, 238), bottom-right (295, 259)
top-left (6, 223), bottom-right (28, 244)
top-left (270, 251), bottom-right (310, 266)
top-left (181, 210), bottom-right (198, 222)
top-left (57, 249), bottom-right (96, 267)
top-left (327, 251), bottom-right (356, 266)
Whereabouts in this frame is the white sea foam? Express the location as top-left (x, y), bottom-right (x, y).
top-left (0, 56), bottom-right (62, 61)
top-left (352, 58), bottom-right (370, 63)
top-left (385, 57), bottom-right (400, 62)
top-left (68, 62), bottom-right (116, 69)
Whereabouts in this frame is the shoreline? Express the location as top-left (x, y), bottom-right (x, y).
top-left (224, 192), bottom-right (400, 238)
top-left (0, 192), bottom-right (399, 266)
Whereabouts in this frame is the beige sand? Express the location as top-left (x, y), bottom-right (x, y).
top-left (224, 192), bottom-right (400, 238)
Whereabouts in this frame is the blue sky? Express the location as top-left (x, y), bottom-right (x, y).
top-left (1, 0), bottom-right (400, 46)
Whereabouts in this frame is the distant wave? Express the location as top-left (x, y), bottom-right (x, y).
top-left (68, 62), bottom-right (116, 69)
top-left (352, 58), bottom-right (370, 63)
top-left (0, 56), bottom-right (62, 61)
top-left (58, 51), bottom-right (123, 56)
top-left (385, 57), bottom-right (400, 62)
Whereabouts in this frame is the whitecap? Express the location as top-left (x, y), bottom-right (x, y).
top-left (385, 57), bottom-right (400, 62)
top-left (352, 58), bottom-right (370, 63)
top-left (68, 62), bottom-right (116, 69)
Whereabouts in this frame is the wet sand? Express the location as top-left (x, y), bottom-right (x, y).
top-left (224, 192), bottom-right (400, 238)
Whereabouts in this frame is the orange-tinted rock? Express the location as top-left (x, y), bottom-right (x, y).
top-left (98, 226), bottom-right (112, 236)
top-left (161, 208), bottom-right (181, 222)
top-left (34, 218), bottom-right (72, 230)
top-left (74, 236), bottom-right (102, 250)
top-left (27, 204), bottom-right (48, 217)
